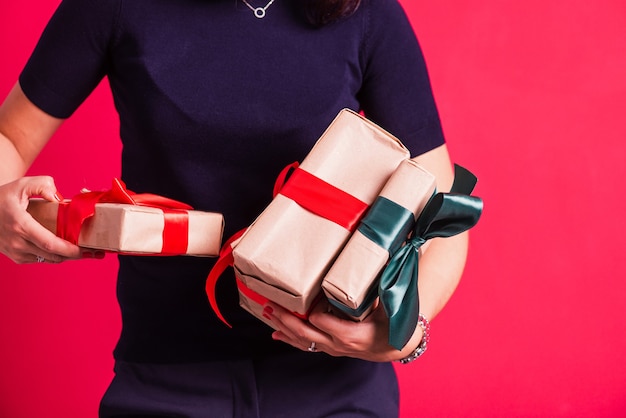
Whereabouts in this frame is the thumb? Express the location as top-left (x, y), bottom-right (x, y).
top-left (22, 176), bottom-right (64, 202)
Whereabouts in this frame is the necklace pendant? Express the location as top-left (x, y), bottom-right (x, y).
top-left (241, 0), bottom-right (275, 19)
top-left (253, 7), bottom-right (266, 18)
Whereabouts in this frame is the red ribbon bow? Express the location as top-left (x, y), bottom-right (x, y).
top-left (57, 178), bottom-right (193, 255)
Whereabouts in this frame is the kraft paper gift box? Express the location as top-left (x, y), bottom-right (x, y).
top-left (321, 158), bottom-right (437, 321)
top-left (230, 109), bottom-right (411, 317)
top-left (27, 180), bottom-right (224, 257)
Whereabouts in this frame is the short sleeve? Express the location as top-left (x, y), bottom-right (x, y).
top-left (357, 0), bottom-right (445, 156)
top-left (18, 0), bottom-right (121, 118)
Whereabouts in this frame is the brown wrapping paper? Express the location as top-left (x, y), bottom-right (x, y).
top-left (232, 109), bottom-right (411, 315)
top-left (321, 159), bottom-right (437, 320)
top-left (238, 291), bottom-right (275, 329)
top-left (27, 199), bottom-right (224, 257)
top-left (237, 283), bottom-right (279, 330)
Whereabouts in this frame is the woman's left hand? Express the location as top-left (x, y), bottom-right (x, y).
top-left (263, 299), bottom-right (422, 363)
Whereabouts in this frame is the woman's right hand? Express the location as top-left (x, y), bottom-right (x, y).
top-left (0, 176), bottom-right (81, 264)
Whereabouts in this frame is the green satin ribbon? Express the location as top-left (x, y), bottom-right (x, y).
top-left (359, 197), bottom-right (416, 255)
top-left (379, 164), bottom-right (483, 350)
top-left (328, 197), bottom-right (416, 319)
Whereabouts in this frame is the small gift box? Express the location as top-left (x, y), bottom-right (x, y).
top-left (336, 164), bottom-right (483, 350)
top-left (27, 179), bottom-right (224, 257)
top-left (209, 109), bottom-right (410, 321)
top-left (321, 158), bottom-right (437, 321)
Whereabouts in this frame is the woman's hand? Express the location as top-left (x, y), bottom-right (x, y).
top-left (263, 299), bottom-right (423, 363)
top-left (0, 176), bottom-right (82, 264)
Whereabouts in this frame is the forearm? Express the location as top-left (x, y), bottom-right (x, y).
top-left (417, 231), bottom-right (469, 321)
top-left (389, 231), bottom-right (468, 361)
top-left (390, 145), bottom-right (470, 355)
top-left (409, 145), bottom-right (471, 319)
top-left (0, 82), bottom-right (64, 185)
top-left (0, 133), bottom-right (29, 184)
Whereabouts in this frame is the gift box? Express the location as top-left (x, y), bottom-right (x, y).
top-left (27, 179), bottom-right (224, 257)
top-left (228, 109), bottom-right (411, 317)
top-left (328, 163), bottom-right (483, 350)
top-left (321, 158), bottom-right (437, 321)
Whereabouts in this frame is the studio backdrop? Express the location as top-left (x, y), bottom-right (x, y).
top-left (1, 1), bottom-right (625, 417)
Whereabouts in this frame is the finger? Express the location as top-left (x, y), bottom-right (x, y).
top-left (0, 215), bottom-right (65, 264)
top-left (311, 301), bottom-right (396, 357)
top-left (264, 302), bottom-right (333, 352)
top-left (264, 302), bottom-right (308, 344)
top-left (21, 214), bottom-right (82, 260)
top-left (30, 248), bottom-right (106, 264)
top-left (29, 253), bottom-right (62, 265)
top-left (18, 176), bottom-right (63, 204)
top-left (13, 238), bottom-right (70, 264)
top-left (308, 299), bottom-right (360, 335)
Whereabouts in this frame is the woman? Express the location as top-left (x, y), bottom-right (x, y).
top-left (0, 0), bottom-right (468, 416)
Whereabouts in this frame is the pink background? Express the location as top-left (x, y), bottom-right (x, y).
top-left (1, 1), bottom-right (625, 417)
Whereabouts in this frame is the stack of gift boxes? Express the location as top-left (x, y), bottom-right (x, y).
top-left (209, 109), bottom-right (482, 350)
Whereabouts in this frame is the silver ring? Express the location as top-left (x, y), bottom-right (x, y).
top-left (307, 341), bottom-right (318, 352)
top-left (36, 255), bottom-right (45, 263)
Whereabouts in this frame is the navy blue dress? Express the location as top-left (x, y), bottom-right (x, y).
top-left (20, 0), bottom-right (445, 415)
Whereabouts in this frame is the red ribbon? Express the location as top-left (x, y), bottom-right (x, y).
top-left (236, 279), bottom-right (270, 310)
top-left (206, 228), bottom-right (246, 327)
top-left (279, 166), bottom-right (368, 231)
top-left (56, 178), bottom-right (192, 255)
top-left (236, 279), bottom-right (317, 321)
top-left (206, 162), bottom-right (368, 326)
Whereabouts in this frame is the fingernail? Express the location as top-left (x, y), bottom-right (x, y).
top-left (81, 251), bottom-right (93, 259)
top-left (262, 313), bottom-right (272, 321)
top-left (263, 305), bottom-right (273, 315)
top-left (94, 251), bottom-right (105, 259)
top-left (54, 192), bottom-right (64, 202)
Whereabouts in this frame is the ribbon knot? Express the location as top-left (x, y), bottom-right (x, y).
top-left (379, 165), bottom-right (483, 350)
top-left (407, 236), bottom-right (426, 249)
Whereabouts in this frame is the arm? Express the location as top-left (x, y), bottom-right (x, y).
top-left (0, 82), bottom-right (82, 263)
top-left (264, 144), bottom-right (469, 362)
top-left (0, 82), bottom-right (63, 181)
top-left (409, 144), bottom-right (468, 322)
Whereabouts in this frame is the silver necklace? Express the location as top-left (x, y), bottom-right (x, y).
top-left (241, 0), bottom-right (276, 19)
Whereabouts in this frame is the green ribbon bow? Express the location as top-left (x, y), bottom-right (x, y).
top-left (379, 164), bottom-right (483, 350)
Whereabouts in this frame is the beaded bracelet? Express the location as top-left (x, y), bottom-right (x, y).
top-left (396, 314), bottom-right (430, 364)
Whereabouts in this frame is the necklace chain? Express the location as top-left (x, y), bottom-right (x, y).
top-left (241, 0), bottom-right (276, 19)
